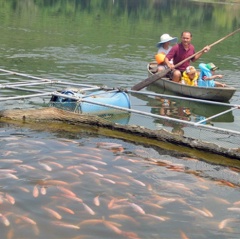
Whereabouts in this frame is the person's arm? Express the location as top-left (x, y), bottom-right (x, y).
top-left (164, 46), bottom-right (176, 69)
top-left (192, 46), bottom-right (211, 62)
top-left (203, 74), bottom-right (223, 81)
top-left (164, 57), bottom-right (174, 69)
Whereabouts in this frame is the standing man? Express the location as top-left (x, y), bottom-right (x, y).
top-left (164, 31), bottom-right (210, 82)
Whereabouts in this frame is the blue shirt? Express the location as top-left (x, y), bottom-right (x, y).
top-left (198, 63), bottom-right (215, 87)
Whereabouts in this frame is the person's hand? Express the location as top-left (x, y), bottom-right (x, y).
top-left (168, 63), bottom-right (175, 70)
top-left (203, 45), bottom-right (210, 53)
top-left (215, 74), bottom-right (223, 79)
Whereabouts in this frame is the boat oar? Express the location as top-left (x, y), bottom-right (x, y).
top-left (131, 28), bottom-right (240, 91)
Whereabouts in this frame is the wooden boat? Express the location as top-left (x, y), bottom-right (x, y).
top-left (147, 62), bottom-right (236, 102)
top-left (50, 88), bottom-right (131, 115)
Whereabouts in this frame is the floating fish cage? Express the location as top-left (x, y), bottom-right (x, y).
top-left (0, 68), bottom-right (240, 153)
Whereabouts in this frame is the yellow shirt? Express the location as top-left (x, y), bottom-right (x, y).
top-left (181, 71), bottom-right (198, 86)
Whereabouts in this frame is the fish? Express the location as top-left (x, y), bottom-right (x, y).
top-left (0, 159), bottom-right (23, 163)
top-left (37, 179), bottom-right (68, 186)
top-left (62, 194), bottom-right (83, 203)
top-left (121, 231), bottom-right (141, 239)
top-left (144, 201), bottom-right (163, 209)
top-left (0, 213), bottom-right (10, 226)
top-left (38, 162), bottom-right (52, 171)
top-left (129, 203), bottom-right (145, 215)
top-left (5, 193), bottom-right (15, 204)
top-left (114, 166), bottom-right (132, 173)
top-left (6, 173), bottom-right (19, 180)
top-left (100, 177), bottom-right (116, 184)
top-left (146, 213), bottom-right (167, 221)
top-left (218, 180), bottom-right (235, 188)
top-left (109, 214), bottom-right (138, 224)
top-left (202, 207), bottom-right (213, 217)
top-left (7, 228), bottom-right (14, 239)
top-left (47, 161), bottom-right (64, 168)
top-left (108, 198), bottom-right (115, 209)
top-left (18, 186), bottom-right (30, 193)
top-left (18, 215), bottom-right (37, 225)
top-left (0, 169), bottom-right (17, 173)
top-left (42, 206), bottom-right (62, 220)
top-left (233, 200), bottom-right (240, 206)
top-left (33, 185), bottom-right (39, 198)
top-left (128, 177), bottom-right (146, 187)
top-left (87, 159), bottom-right (107, 166)
top-left (157, 197), bottom-right (176, 205)
top-left (57, 186), bottom-right (76, 197)
top-left (56, 206), bottom-right (75, 215)
top-left (51, 221), bottom-right (80, 229)
top-left (78, 219), bottom-right (104, 227)
top-left (97, 142), bottom-right (123, 149)
top-left (93, 195), bottom-right (100, 206)
top-left (18, 164), bottom-right (36, 170)
top-left (82, 202), bottom-right (95, 215)
top-left (77, 153), bottom-right (102, 160)
top-left (190, 206), bottom-right (212, 217)
top-left (40, 187), bottom-right (47, 195)
top-left (103, 220), bottom-right (122, 235)
top-left (180, 230), bottom-right (190, 239)
top-left (218, 218), bottom-right (238, 229)
top-left (86, 171), bottom-right (103, 177)
top-left (75, 168), bottom-right (84, 175)
top-left (81, 163), bottom-right (99, 171)
top-left (227, 207), bottom-right (240, 213)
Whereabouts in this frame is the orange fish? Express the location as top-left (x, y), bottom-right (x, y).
top-left (52, 221), bottom-right (80, 230)
top-left (180, 230), bottom-right (190, 239)
top-left (33, 185), bottom-right (39, 198)
top-left (56, 206), bottom-right (75, 215)
top-left (218, 218), bottom-right (238, 229)
top-left (114, 166), bottom-right (132, 173)
top-left (0, 213), bottom-right (10, 226)
top-left (94, 195), bottom-right (100, 206)
top-left (40, 187), bottom-right (47, 195)
top-left (57, 186), bottom-right (76, 197)
top-left (42, 206), bottom-right (62, 220)
top-left (38, 162), bottom-right (52, 172)
top-left (5, 193), bottom-right (15, 205)
top-left (82, 203), bottom-right (95, 215)
top-left (18, 215), bottom-right (37, 225)
top-left (129, 203), bottom-right (145, 215)
top-left (103, 221), bottom-right (122, 235)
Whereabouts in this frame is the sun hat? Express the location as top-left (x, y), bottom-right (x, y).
top-left (156, 34), bottom-right (178, 48)
top-left (206, 63), bottom-right (218, 71)
top-left (186, 66), bottom-right (196, 75)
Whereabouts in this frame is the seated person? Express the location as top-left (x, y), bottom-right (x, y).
top-left (155, 34), bottom-right (178, 72)
top-left (198, 63), bottom-right (226, 87)
top-left (181, 66), bottom-right (198, 86)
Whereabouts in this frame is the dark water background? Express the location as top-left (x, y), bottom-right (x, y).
top-left (0, 1), bottom-right (240, 238)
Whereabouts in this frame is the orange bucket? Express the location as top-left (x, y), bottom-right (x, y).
top-left (155, 53), bottom-right (165, 64)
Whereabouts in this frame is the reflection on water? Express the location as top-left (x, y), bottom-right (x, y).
top-left (0, 127), bottom-right (240, 239)
top-left (145, 84), bottom-right (235, 133)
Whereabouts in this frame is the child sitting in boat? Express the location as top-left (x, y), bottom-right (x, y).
top-left (198, 63), bottom-right (226, 87)
top-left (181, 66), bottom-right (198, 86)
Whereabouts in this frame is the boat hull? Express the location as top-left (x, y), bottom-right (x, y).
top-left (147, 62), bottom-right (236, 102)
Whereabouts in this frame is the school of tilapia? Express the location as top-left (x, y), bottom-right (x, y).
top-left (0, 129), bottom-right (240, 239)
